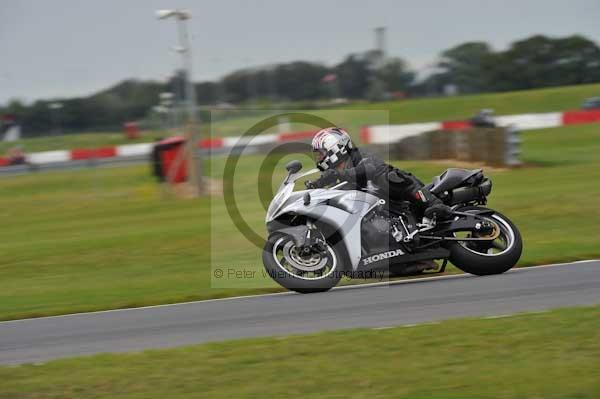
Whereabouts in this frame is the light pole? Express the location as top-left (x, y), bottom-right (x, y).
top-left (156, 9), bottom-right (204, 195)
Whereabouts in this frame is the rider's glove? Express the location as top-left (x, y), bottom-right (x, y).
top-left (304, 180), bottom-right (317, 189)
top-left (305, 169), bottom-right (339, 189)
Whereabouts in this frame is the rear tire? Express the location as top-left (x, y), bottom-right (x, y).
top-left (448, 207), bottom-right (522, 276)
top-left (262, 234), bottom-right (344, 293)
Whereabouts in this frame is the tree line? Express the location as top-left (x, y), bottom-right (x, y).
top-left (3, 34), bottom-right (600, 137)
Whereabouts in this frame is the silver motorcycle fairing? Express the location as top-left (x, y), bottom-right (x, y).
top-left (266, 168), bottom-right (320, 223)
top-left (266, 170), bottom-right (380, 270)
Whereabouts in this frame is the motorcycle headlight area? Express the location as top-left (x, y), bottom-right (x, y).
top-left (266, 190), bottom-right (287, 221)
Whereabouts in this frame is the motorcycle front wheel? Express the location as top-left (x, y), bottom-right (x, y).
top-left (262, 234), bottom-right (343, 293)
top-left (448, 206), bottom-right (523, 276)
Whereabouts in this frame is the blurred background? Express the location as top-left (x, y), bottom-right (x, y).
top-left (1, 1), bottom-right (600, 396)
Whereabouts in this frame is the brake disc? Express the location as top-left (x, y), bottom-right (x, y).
top-left (283, 241), bottom-right (328, 272)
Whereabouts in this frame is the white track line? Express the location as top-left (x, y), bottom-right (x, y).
top-left (483, 314), bottom-right (512, 319)
top-left (0, 259), bottom-right (597, 325)
top-left (333, 259), bottom-right (599, 291)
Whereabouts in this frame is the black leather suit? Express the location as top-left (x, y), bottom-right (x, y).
top-left (308, 148), bottom-right (443, 214)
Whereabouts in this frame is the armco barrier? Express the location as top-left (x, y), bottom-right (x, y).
top-left (4, 109), bottom-right (600, 168)
top-left (562, 109), bottom-right (600, 125)
top-left (360, 109), bottom-right (600, 145)
top-left (71, 147), bottom-right (117, 160)
top-left (441, 120), bottom-right (472, 131)
top-left (13, 130), bottom-right (318, 166)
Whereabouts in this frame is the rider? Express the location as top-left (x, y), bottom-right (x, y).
top-left (305, 127), bottom-right (452, 221)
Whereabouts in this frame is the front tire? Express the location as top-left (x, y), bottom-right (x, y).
top-left (448, 207), bottom-right (522, 276)
top-left (262, 234), bottom-right (343, 293)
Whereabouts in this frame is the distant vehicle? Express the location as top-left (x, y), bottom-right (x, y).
top-left (471, 109), bottom-right (496, 128)
top-left (582, 97), bottom-right (600, 110)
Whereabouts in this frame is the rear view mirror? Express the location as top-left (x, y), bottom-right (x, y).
top-left (285, 160), bottom-right (302, 174)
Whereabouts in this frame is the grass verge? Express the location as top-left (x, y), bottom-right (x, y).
top-left (1, 305), bottom-right (599, 399)
top-left (0, 123), bottom-right (599, 320)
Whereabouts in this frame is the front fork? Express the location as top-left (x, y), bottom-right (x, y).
top-left (300, 221), bottom-right (328, 256)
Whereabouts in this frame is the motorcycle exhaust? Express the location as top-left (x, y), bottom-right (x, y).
top-left (449, 179), bottom-right (492, 205)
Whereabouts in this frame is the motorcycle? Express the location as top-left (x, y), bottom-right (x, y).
top-left (263, 160), bottom-right (522, 293)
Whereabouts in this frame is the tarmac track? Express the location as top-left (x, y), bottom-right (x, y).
top-left (0, 260), bottom-right (598, 365)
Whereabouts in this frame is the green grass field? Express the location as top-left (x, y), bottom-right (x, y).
top-left (1, 305), bottom-right (599, 399)
top-left (0, 122), bottom-right (599, 321)
top-left (2, 83), bottom-right (600, 154)
top-left (348, 82), bottom-right (600, 123)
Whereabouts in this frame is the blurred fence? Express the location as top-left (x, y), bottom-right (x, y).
top-left (385, 127), bottom-right (521, 167)
top-left (3, 108), bottom-right (600, 174)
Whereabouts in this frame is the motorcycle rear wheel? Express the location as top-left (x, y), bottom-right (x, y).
top-left (448, 206), bottom-right (522, 276)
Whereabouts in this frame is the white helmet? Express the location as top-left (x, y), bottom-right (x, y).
top-left (311, 127), bottom-right (354, 171)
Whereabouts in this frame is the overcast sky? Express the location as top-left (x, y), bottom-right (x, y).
top-left (1, 0), bottom-right (599, 105)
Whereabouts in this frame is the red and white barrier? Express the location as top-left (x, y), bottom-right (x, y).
top-left (26, 150), bottom-right (71, 164)
top-left (363, 122), bottom-right (442, 144)
top-left (495, 112), bottom-right (562, 130)
top-left (3, 110), bottom-right (599, 167)
top-left (562, 109), bottom-right (600, 125)
top-left (360, 109), bottom-right (600, 144)
top-left (116, 143), bottom-right (154, 157)
top-left (5, 130), bottom-right (318, 166)
top-left (71, 147), bottom-right (117, 160)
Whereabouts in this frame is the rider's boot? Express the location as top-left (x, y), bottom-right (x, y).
top-left (414, 188), bottom-right (453, 221)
